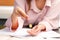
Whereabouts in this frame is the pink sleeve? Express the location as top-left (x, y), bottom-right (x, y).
top-left (38, 1), bottom-right (60, 31)
top-left (14, 0), bottom-right (26, 12)
top-left (4, 17), bottom-right (24, 32)
top-left (4, 17), bottom-right (12, 31)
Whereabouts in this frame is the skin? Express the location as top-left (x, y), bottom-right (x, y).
top-left (11, 0), bottom-right (46, 35)
top-left (11, 7), bottom-right (29, 31)
top-left (35, 0), bottom-right (46, 10)
top-left (27, 24), bottom-right (46, 36)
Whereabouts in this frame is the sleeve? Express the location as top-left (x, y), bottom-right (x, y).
top-left (38, 1), bottom-right (60, 31)
top-left (14, 0), bottom-right (26, 12)
top-left (10, 0), bottom-right (26, 31)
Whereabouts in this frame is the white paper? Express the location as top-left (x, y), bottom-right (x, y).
top-left (0, 28), bottom-right (31, 37)
top-left (11, 28), bottom-right (31, 37)
top-left (36, 31), bottom-right (60, 38)
top-left (0, 27), bottom-right (60, 39)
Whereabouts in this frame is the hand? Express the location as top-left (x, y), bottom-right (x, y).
top-left (27, 24), bottom-right (46, 36)
top-left (11, 6), bottom-right (29, 31)
top-left (11, 16), bottom-right (18, 32)
top-left (13, 6), bottom-right (29, 20)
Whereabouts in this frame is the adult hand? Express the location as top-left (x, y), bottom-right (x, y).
top-left (14, 6), bottom-right (29, 20)
top-left (11, 6), bottom-right (29, 31)
top-left (27, 24), bottom-right (46, 36)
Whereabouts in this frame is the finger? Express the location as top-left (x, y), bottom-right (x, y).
top-left (30, 25), bottom-right (38, 33)
top-left (17, 7), bottom-right (29, 20)
top-left (14, 9), bottom-right (27, 20)
top-left (32, 25), bottom-right (40, 32)
top-left (32, 25), bottom-right (38, 30)
top-left (35, 26), bottom-right (41, 32)
top-left (31, 29), bottom-right (40, 35)
top-left (17, 9), bottom-right (26, 19)
top-left (27, 30), bottom-right (37, 36)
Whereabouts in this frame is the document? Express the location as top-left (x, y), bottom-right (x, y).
top-left (0, 27), bottom-right (31, 37)
top-left (36, 31), bottom-right (60, 38)
top-left (0, 27), bottom-right (60, 39)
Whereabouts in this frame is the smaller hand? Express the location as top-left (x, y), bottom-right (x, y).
top-left (27, 24), bottom-right (46, 36)
top-left (27, 25), bottom-right (40, 36)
